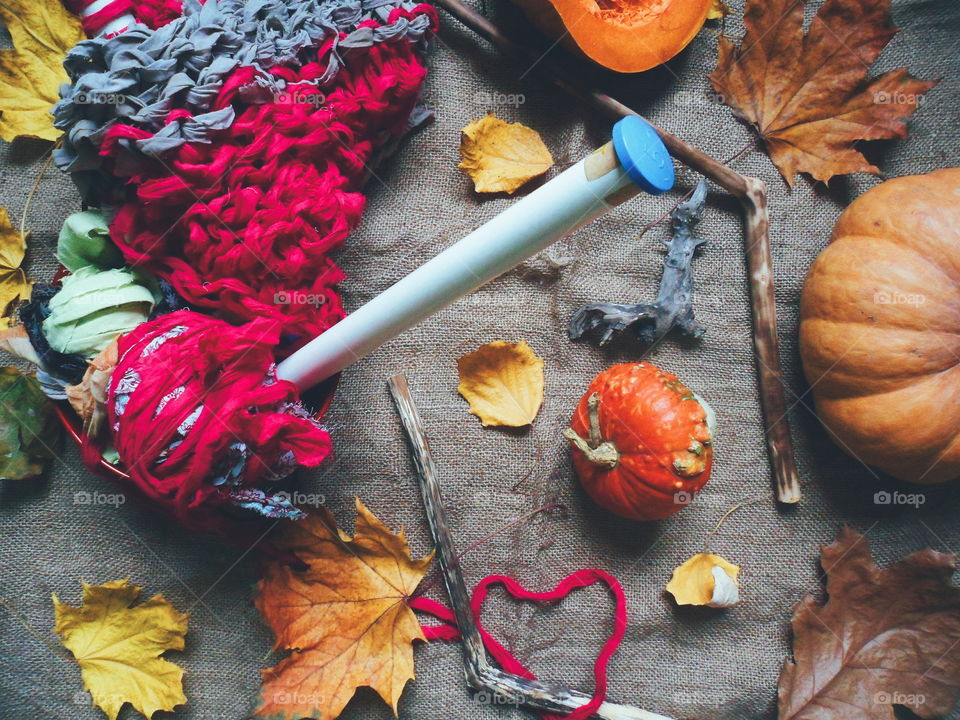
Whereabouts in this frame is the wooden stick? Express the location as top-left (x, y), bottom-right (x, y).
top-left (388, 375), bottom-right (676, 720)
top-left (433, 0), bottom-right (801, 504)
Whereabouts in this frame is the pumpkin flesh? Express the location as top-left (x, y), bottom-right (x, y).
top-left (513, 0), bottom-right (713, 73)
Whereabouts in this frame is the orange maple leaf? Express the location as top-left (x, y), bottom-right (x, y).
top-left (708, 0), bottom-right (938, 186)
top-left (254, 500), bottom-right (432, 720)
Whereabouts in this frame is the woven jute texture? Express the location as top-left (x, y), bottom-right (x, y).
top-left (2, 1), bottom-right (959, 718)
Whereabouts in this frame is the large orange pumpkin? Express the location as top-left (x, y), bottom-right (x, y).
top-left (509, 0), bottom-right (714, 73)
top-left (799, 168), bottom-right (960, 484)
top-left (565, 363), bottom-right (713, 521)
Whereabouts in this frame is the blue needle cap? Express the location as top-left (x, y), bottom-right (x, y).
top-left (612, 115), bottom-right (675, 195)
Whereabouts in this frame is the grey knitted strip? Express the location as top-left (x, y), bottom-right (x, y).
top-left (52, 0), bottom-right (434, 177)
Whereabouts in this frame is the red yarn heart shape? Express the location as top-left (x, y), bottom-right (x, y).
top-left (411, 568), bottom-right (627, 719)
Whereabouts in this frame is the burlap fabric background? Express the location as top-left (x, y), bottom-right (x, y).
top-left (2, 1), bottom-right (959, 718)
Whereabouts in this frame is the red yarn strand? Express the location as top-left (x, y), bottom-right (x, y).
top-left (411, 569), bottom-right (628, 720)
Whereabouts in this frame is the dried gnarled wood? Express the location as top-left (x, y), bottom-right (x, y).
top-left (570, 179), bottom-right (709, 346)
top-left (388, 374), bottom-right (675, 720)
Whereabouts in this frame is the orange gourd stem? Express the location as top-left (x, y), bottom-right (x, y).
top-left (563, 392), bottom-right (619, 469)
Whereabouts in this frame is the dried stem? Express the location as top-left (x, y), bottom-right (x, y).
top-left (702, 495), bottom-right (765, 553)
top-left (0, 598), bottom-right (73, 662)
top-left (415, 502), bottom-right (560, 598)
top-left (563, 392), bottom-right (620, 469)
top-left (433, 0), bottom-right (800, 504)
top-left (388, 375), bottom-right (674, 720)
top-left (19, 147), bottom-right (56, 242)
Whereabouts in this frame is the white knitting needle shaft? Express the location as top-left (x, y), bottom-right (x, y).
top-left (277, 142), bottom-right (642, 391)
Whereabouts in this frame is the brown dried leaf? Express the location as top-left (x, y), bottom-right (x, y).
top-left (459, 114), bottom-right (553, 194)
top-left (457, 340), bottom-right (544, 427)
top-left (254, 500), bottom-right (432, 720)
top-left (709, 0), bottom-right (938, 186)
top-left (778, 527), bottom-right (960, 719)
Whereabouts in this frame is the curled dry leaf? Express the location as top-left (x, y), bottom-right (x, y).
top-left (457, 339), bottom-right (545, 427)
top-left (666, 552), bottom-right (740, 607)
top-left (0, 206), bottom-right (32, 326)
top-left (255, 499), bottom-right (433, 720)
top-left (709, 0), bottom-right (938, 186)
top-left (0, 324), bottom-right (39, 364)
top-left (66, 338), bottom-right (119, 438)
top-left (53, 579), bottom-right (188, 720)
top-left (778, 527), bottom-right (960, 719)
top-left (0, 0), bottom-right (85, 142)
top-left (459, 114), bottom-right (554, 194)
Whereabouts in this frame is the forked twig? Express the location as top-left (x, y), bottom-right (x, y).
top-left (388, 374), bottom-right (675, 720)
top-left (434, 0), bottom-right (800, 504)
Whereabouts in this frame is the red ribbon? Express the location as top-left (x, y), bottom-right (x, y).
top-left (410, 569), bottom-right (627, 720)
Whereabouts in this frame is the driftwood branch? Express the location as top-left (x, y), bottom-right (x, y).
top-left (388, 374), bottom-right (675, 720)
top-left (433, 0), bottom-right (801, 504)
top-left (570, 179), bottom-right (709, 346)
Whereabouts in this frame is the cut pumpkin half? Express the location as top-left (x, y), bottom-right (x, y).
top-left (512, 0), bottom-right (714, 73)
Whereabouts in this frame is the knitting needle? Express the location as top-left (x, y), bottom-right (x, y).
top-left (276, 115), bottom-right (673, 390)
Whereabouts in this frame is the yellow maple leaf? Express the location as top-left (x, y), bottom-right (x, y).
top-left (459, 114), bottom-right (553, 194)
top-left (0, 0), bottom-right (85, 142)
top-left (0, 205), bottom-right (32, 326)
top-left (255, 499), bottom-right (433, 720)
top-left (52, 579), bottom-right (189, 720)
top-left (665, 552), bottom-right (740, 607)
top-left (457, 339), bottom-right (544, 427)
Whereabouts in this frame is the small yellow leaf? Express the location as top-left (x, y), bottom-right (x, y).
top-left (457, 340), bottom-right (544, 427)
top-left (255, 499), bottom-right (433, 720)
top-left (0, 205), bottom-right (33, 325)
top-left (459, 114), bottom-right (553, 194)
top-left (53, 579), bottom-right (188, 720)
top-left (0, 0), bottom-right (85, 142)
top-left (707, 0), bottom-right (730, 20)
top-left (666, 553), bottom-right (740, 607)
